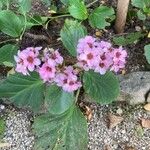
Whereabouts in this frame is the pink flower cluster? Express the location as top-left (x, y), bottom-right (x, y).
top-left (77, 36), bottom-right (127, 74)
top-left (14, 36), bottom-right (127, 92)
top-left (14, 47), bottom-right (81, 92)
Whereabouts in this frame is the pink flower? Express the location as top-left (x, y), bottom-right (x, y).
top-left (24, 51), bottom-right (41, 72)
top-left (14, 47), bottom-right (42, 75)
top-left (63, 79), bottom-right (82, 92)
top-left (95, 53), bottom-right (113, 75)
top-left (77, 48), bottom-right (98, 69)
top-left (54, 73), bottom-right (67, 87)
top-left (111, 60), bottom-right (125, 73)
top-left (44, 49), bottom-right (63, 66)
top-left (110, 46), bottom-right (127, 73)
top-left (77, 36), bottom-right (96, 54)
top-left (99, 41), bottom-right (112, 49)
top-left (76, 61), bottom-right (89, 71)
top-left (54, 66), bottom-right (82, 92)
top-left (14, 51), bottom-right (29, 75)
top-left (94, 62), bottom-right (109, 75)
top-left (38, 60), bottom-right (56, 82)
top-left (64, 66), bottom-right (78, 76)
top-left (113, 46), bottom-right (127, 63)
top-left (49, 50), bottom-right (63, 65)
top-left (26, 47), bottom-right (42, 56)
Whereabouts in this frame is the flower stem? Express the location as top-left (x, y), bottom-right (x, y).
top-left (49, 14), bottom-right (71, 19)
top-left (20, 12), bottom-right (27, 40)
top-left (0, 39), bottom-right (17, 44)
top-left (75, 88), bottom-right (81, 103)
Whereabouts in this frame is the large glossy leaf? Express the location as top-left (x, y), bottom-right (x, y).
top-left (68, 0), bottom-right (88, 20)
top-left (60, 19), bottom-right (87, 56)
top-left (0, 72), bottom-right (44, 112)
top-left (0, 10), bottom-right (23, 37)
top-left (83, 71), bottom-right (119, 104)
top-left (144, 44), bottom-right (150, 64)
top-left (0, 44), bottom-right (18, 65)
top-left (45, 85), bottom-right (75, 114)
top-left (89, 6), bottom-right (115, 29)
top-left (33, 104), bottom-right (88, 150)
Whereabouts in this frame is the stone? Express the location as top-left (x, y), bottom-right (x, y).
top-left (118, 72), bottom-right (150, 105)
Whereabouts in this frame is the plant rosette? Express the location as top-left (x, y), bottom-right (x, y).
top-left (0, 33), bottom-right (127, 149)
top-left (0, 0), bottom-right (127, 148)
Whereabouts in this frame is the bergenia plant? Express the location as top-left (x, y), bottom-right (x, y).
top-left (0, 0), bottom-right (127, 149)
top-left (0, 20), bottom-right (127, 149)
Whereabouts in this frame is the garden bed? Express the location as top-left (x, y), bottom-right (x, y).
top-left (0, 0), bottom-right (150, 150)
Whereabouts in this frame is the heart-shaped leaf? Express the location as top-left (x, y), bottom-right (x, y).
top-left (83, 71), bottom-right (119, 104)
top-left (33, 104), bottom-right (88, 150)
top-left (0, 72), bottom-right (44, 112)
top-left (60, 19), bottom-right (87, 56)
top-left (45, 85), bottom-right (75, 114)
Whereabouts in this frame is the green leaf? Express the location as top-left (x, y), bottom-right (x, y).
top-left (0, 10), bottom-right (23, 37)
top-left (113, 32), bottom-right (145, 46)
top-left (132, 0), bottom-right (145, 8)
top-left (68, 0), bottom-right (88, 20)
top-left (137, 10), bottom-right (146, 20)
top-left (61, 0), bottom-right (69, 5)
top-left (60, 19), bottom-right (87, 56)
top-left (132, 0), bottom-right (150, 9)
top-left (83, 71), bottom-right (119, 104)
top-left (45, 85), bottom-right (75, 114)
top-left (19, 0), bottom-right (31, 13)
top-left (144, 44), bottom-right (150, 64)
top-left (143, 6), bottom-right (150, 14)
top-left (0, 72), bottom-right (44, 112)
top-left (89, 6), bottom-right (115, 29)
top-left (0, 44), bottom-right (18, 65)
top-left (0, 1), bottom-right (3, 10)
top-left (26, 15), bottom-right (47, 29)
top-left (33, 104), bottom-right (88, 150)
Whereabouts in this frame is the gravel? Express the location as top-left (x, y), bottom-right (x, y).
top-left (0, 102), bottom-right (150, 150)
top-left (0, 105), bottom-right (34, 150)
top-left (88, 103), bottom-right (150, 150)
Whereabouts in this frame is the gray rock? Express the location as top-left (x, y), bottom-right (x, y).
top-left (118, 72), bottom-right (150, 105)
